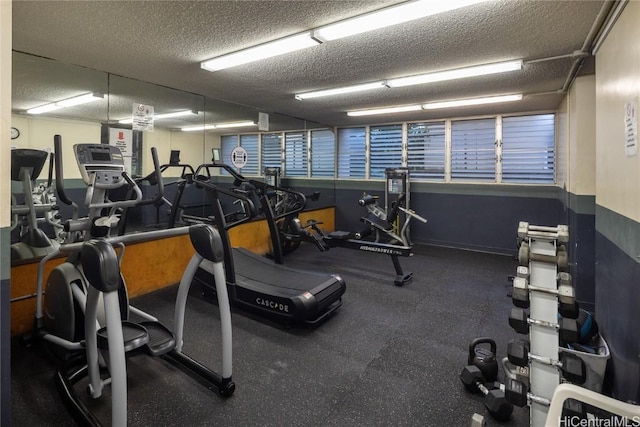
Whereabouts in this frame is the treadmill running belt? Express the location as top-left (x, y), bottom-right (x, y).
top-left (232, 248), bottom-right (337, 292)
top-left (197, 247), bottom-right (345, 324)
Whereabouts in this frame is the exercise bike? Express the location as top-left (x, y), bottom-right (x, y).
top-left (34, 136), bottom-right (234, 426)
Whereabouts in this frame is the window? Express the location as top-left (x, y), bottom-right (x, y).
top-left (284, 131), bottom-right (307, 177)
top-left (239, 134), bottom-right (259, 176)
top-left (451, 118), bottom-right (496, 182)
top-left (261, 133), bottom-right (282, 174)
top-left (502, 114), bottom-right (555, 183)
top-left (369, 124), bottom-right (403, 178)
top-left (337, 127), bottom-right (366, 178)
top-left (407, 121), bottom-right (445, 180)
top-left (310, 129), bottom-right (335, 178)
top-left (219, 111), bottom-right (556, 184)
top-left (220, 135), bottom-right (238, 175)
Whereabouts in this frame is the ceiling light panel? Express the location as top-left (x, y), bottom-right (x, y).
top-left (387, 60), bottom-right (523, 88)
top-left (313, 0), bottom-right (489, 42)
top-left (422, 94), bottom-right (523, 109)
top-left (26, 104), bottom-right (63, 115)
top-left (347, 104), bottom-right (423, 117)
top-left (56, 92), bottom-right (104, 107)
top-left (201, 32), bottom-right (320, 72)
top-left (295, 81), bottom-right (387, 100)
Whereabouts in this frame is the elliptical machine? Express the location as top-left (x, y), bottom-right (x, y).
top-left (10, 148), bottom-right (61, 260)
top-left (34, 136), bottom-right (234, 426)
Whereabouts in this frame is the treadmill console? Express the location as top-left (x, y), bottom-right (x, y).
top-left (74, 144), bottom-right (126, 189)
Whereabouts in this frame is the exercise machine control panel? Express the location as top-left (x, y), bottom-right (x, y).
top-left (74, 144), bottom-right (126, 189)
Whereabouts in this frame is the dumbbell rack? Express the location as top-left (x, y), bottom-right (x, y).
top-left (514, 222), bottom-right (569, 427)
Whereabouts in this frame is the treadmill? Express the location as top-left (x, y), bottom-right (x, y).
top-left (192, 164), bottom-right (346, 326)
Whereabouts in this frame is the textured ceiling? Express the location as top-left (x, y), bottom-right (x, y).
top-left (11, 0), bottom-right (613, 129)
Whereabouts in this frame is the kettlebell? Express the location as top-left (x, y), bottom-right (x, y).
top-left (467, 337), bottom-right (498, 382)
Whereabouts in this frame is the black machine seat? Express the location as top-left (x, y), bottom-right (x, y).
top-left (328, 230), bottom-right (351, 240)
top-left (198, 248), bottom-right (345, 325)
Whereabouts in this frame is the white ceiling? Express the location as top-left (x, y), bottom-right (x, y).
top-left (11, 0), bottom-right (613, 129)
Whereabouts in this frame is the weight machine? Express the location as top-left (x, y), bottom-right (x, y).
top-left (310, 168), bottom-right (427, 286)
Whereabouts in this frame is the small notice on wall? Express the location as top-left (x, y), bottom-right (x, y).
top-left (132, 103), bottom-right (154, 132)
top-left (258, 112), bottom-right (269, 131)
top-left (624, 97), bottom-right (638, 157)
top-left (109, 128), bottom-right (133, 172)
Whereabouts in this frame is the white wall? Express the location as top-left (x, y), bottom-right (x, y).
top-left (1, 2), bottom-right (12, 228)
top-left (595, 1), bottom-right (640, 222)
top-left (556, 91), bottom-right (569, 191)
top-left (11, 114), bottom-right (214, 179)
top-left (568, 75), bottom-right (597, 196)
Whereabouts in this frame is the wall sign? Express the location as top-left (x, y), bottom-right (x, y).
top-left (230, 146), bottom-right (248, 169)
top-left (132, 103), bottom-right (154, 132)
top-left (624, 97), bottom-right (638, 157)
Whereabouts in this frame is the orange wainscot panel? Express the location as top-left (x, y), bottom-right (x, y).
top-left (9, 207), bottom-right (335, 336)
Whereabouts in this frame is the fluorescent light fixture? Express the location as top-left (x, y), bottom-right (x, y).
top-left (26, 103), bottom-right (63, 115)
top-left (118, 110), bottom-right (197, 124)
top-left (347, 104), bottom-right (422, 117)
top-left (201, 32), bottom-right (320, 72)
top-left (214, 121), bottom-right (256, 129)
top-left (347, 93), bottom-right (523, 116)
top-left (56, 92), bottom-right (104, 107)
top-left (387, 60), bottom-right (523, 88)
top-left (422, 94), bottom-right (523, 109)
top-left (27, 92), bottom-right (104, 114)
top-left (295, 81), bottom-right (386, 100)
top-left (313, 0), bottom-right (488, 42)
top-left (181, 125), bottom-right (217, 132)
top-left (180, 121), bottom-right (256, 132)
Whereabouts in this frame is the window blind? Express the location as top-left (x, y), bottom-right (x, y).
top-left (407, 121), bottom-right (446, 180)
top-left (451, 118), bottom-right (496, 182)
top-left (337, 127), bottom-right (366, 178)
top-left (310, 129), bottom-right (335, 178)
top-left (502, 114), bottom-right (555, 183)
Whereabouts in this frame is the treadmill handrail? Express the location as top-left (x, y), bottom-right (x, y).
top-left (192, 176), bottom-right (257, 229)
top-left (194, 163), bottom-right (308, 221)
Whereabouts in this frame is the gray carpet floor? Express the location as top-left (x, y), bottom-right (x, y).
top-left (11, 243), bottom-right (530, 426)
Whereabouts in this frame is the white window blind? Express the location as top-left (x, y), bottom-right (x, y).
top-left (220, 135), bottom-right (238, 175)
top-left (502, 114), bottom-right (555, 183)
top-left (369, 124), bottom-right (403, 178)
top-left (407, 121), bottom-right (446, 180)
top-left (285, 131), bottom-right (307, 177)
top-left (261, 133), bottom-right (282, 174)
top-left (451, 118), bottom-right (496, 182)
top-left (337, 127), bottom-right (366, 178)
top-left (310, 129), bottom-right (335, 178)
top-left (239, 134), bottom-right (259, 176)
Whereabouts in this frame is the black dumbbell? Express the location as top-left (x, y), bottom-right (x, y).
top-left (509, 308), bottom-right (579, 343)
top-left (507, 339), bottom-right (587, 384)
top-left (460, 365), bottom-right (513, 421)
top-left (504, 378), bottom-right (551, 408)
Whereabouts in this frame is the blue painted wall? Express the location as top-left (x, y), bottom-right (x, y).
top-left (1, 226), bottom-right (11, 425)
top-left (595, 206), bottom-right (640, 402)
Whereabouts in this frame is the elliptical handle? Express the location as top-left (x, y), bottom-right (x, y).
top-left (53, 134), bottom-right (79, 219)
